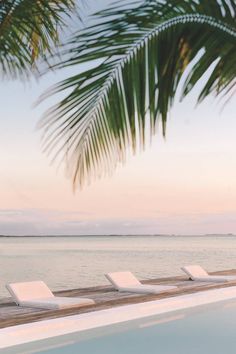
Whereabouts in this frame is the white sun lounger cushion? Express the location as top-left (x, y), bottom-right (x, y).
top-left (6, 281), bottom-right (95, 309)
top-left (6, 281), bottom-right (54, 303)
top-left (105, 271), bottom-right (176, 294)
top-left (106, 271), bottom-right (141, 288)
top-left (19, 296), bottom-right (94, 310)
top-left (181, 265), bottom-right (209, 279)
top-left (181, 265), bottom-right (236, 282)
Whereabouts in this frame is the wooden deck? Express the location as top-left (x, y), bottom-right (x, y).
top-left (1, 269), bottom-right (236, 329)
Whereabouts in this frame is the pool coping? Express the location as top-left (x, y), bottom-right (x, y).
top-left (1, 285), bottom-right (236, 349)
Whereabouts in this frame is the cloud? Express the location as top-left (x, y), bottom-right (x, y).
top-left (0, 208), bottom-right (93, 235)
top-left (0, 209), bottom-right (24, 217)
top-left (0, 208), bottom-right (91, 221)
top-left (0, 208), bottom-right (236, 236)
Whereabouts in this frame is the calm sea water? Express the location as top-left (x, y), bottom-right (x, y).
top-left (0, 235), bottom-right (236, 298)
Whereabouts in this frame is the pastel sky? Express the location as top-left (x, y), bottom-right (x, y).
top-left (0, 0), bottom-right (236, 236)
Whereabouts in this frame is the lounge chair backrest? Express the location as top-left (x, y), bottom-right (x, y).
top-left (181, 265), bottom-right (209, 279)
top-left (6, 281), bottom-right (54, 304)
top-left (105, 271), bottom-right (141, 289)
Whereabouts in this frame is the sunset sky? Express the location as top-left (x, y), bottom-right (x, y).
top-left (0, 0), bottom-right (236, 236)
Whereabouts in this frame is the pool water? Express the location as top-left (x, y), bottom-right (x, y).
top-left (5, 299), bottom-right (236, 354)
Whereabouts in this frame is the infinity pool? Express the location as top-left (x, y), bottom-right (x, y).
top-left (2, 287), bottom-right (236, 353)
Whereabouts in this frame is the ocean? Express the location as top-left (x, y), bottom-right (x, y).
top-left (0, 235), bottom-right (236, 298)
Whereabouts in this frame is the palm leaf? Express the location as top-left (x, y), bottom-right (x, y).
top-left (40, 0), bottom-right (236, 188)
top-left (0, 0), bottom-right (78, 78)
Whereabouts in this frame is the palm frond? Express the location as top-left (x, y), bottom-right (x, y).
top-left (40, 0), bottom-right (236, 188)
top-left (0, 0), bottom-right (78, 78)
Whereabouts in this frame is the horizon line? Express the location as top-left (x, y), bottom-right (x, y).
top-left (0, 233), bottom-right (235, 238)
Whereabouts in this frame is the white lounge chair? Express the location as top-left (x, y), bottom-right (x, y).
top-left (6, 281), bottom-right (95, 310)
top-left (105, 271), bottom-right (177, 294)
top-left (181, 265), bottom-right (236, 283)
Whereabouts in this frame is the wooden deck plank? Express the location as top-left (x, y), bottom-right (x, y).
top-left (1, 269), bottom-right (236, 329)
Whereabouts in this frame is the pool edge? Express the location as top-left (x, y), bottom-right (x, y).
top-left (1, 285), bottom-right (236, 349)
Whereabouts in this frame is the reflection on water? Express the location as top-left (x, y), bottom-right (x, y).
top-left (0, 235), bottom-right (236, 297)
